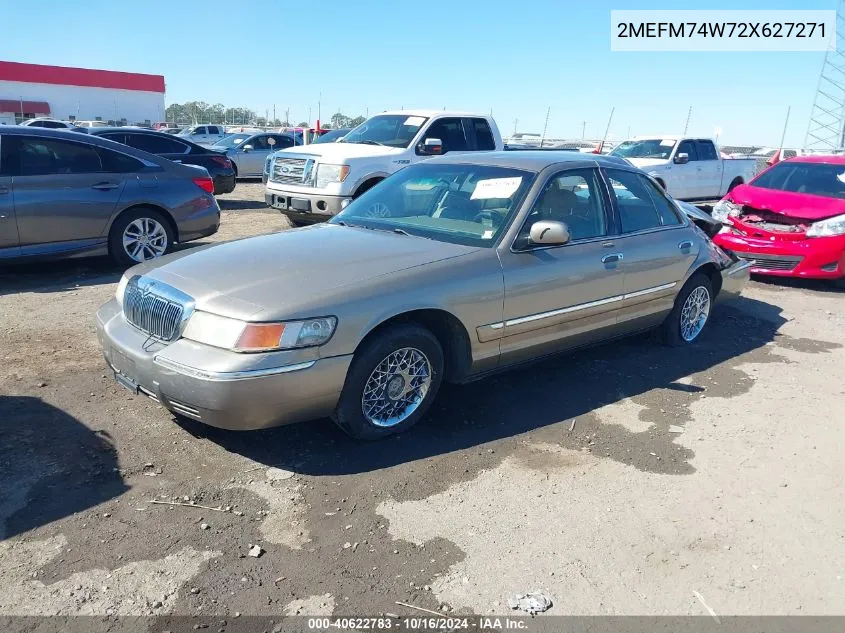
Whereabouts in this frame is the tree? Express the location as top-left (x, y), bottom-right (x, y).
top-left (349, 115), bottom-right (366, 127)
top-left (296, 121), bottom-right (309, 128)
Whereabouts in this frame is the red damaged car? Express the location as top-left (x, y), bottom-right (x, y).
top-left (712, 155), bottom-right (845, 287)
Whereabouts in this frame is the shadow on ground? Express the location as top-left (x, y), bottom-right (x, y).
top-left (751, 274), bottom-right (845, 294)
top-left (182, 295), bottom-right (829, 479)
top-left (0, 396), bottom-right (128, 540)
top-left (0, 257), bottom-right (121, 296)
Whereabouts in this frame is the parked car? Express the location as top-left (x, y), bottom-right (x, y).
top-left (84, 127), bottom-right (236, 195)
top-left (712, 155), bottom-right (845, 287)
top-left (96, 151), bottom-right (749, 439)
top-left (611, 136), bottom-right (757, 201)
top-left (163, 128), bottom-right (183, 135)
top-left (0, 126), bottom-right (220, 265)
top-left (265, 110), bottom-right (505, 225)
top-left (73, 120), bottom-right (111, 128)
top-left (210, 132), bottom-right (296, 178)
top-left (178, 125), bottom-right (227, 146)
top-left (20, 118), bottom-right (78, 130)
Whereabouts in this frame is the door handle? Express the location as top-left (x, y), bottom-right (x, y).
top-left (678, 241), bottom-right (693, 250)
top-left (602, 253), bottom-right (623, 264)
top-left (91, 182), bottom-right (119, 191)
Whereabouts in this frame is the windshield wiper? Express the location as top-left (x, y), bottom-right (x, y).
top-left (392, 228), bottom-right (411, 236)
top-left (357, 139), bottom-right (387, 146)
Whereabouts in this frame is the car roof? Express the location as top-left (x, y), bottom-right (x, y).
top-left (378, 109), bottom-right (491, 118)
top-left (784, 154), bottom-right (845, 165)
top-left (426, 150), bottom-right (632, 171)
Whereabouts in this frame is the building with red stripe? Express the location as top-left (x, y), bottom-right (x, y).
top-left (0, 61), bottom-right (166, 125)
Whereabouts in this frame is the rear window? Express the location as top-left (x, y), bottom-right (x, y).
top-left (752, 161), bottom-right (845, 199)
top-left (471, 118), bottom-right (496, 150)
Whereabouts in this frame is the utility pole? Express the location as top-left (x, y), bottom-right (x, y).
top-left (581, 120), bottom-right (586, 140)
top-left (513, 118), bottom-right (518, 136)
top-left (539, 107), bottom-right (551, 148)
top-left (779, 106), bottom-right (791, 149)
top-left (318, 92), bottom-right (321, 125)
top-left (273, 104), bottom-right (276, 125)
top-left (683, 106), bottom-right (693, 136)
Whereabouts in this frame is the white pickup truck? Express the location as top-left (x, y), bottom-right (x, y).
top-left (264, 110), bottom-right (504, 224)
top-left (610, 136), bottom-right (757, 201)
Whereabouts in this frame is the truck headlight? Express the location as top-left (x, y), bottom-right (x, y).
top-left (182, 312), bottom-right (337, 352)
top-left (806, 213), bottom-right (845, 237)
top-left (315, 164), bottom-right (350, 188)
top-left (711, 199), bottom-right (742, 223)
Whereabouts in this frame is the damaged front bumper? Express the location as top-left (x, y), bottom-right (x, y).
top-left (717, 257), bottom-right (752, 302)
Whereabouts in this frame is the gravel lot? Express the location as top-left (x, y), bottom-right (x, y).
top-left (1, 179), bottom-right (844, 620)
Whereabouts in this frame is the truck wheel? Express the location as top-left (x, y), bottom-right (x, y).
top-left (333, 324), bottom-right (444, 440)
top-left (658, 273), bottom-right (713, 346)
top-left (727, 177), bottom-right (743, 192)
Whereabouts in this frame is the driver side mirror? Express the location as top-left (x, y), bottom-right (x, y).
top-left (418, 137), bottom-right (444, 156)
top-left (529, 220), bottom-right (570, 246)
top-left (674, 152), bottom-right (689, 164)
top-left (242, 144), bottom-right (253, 152)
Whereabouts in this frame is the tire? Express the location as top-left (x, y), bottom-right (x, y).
top-left (352, 178), bottom-right (383, 199)
top-left (108, 207), bottom-right (175, 267)
top-left (658, 273), bottom-right (714, 346)
top-left (727, 177), bottom-right (743, 192)
top-left (333, 324), bottom-right (444, 440)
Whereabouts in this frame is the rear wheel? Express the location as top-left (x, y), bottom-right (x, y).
top-left (659, 273), bottom-right (713, 346)
top-left (108, 207), bottom-right (174, 267)
top-left (333, 324), bottom-right (444, 439)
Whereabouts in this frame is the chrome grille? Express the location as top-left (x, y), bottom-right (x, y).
top-left (123, 278), bottom-right (186, 341)
top-left (270, 157), bottom-right (313, 186)
top-left (738, 252), bottom-right (803, 272)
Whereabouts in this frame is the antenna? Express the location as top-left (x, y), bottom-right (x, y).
top-left (683, 106), bottom-right (692, 135)
top-left (539, 107), bottom-right (551, 148)
top-left (806, 0), bottom-right (845, 149)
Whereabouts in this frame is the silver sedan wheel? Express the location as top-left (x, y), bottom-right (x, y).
top-left (123, 218), bottom-right (168, 262)
top-left (361, 347), bottom-right (432, 428)
top-left (680, 285), bottom-right (711, 342)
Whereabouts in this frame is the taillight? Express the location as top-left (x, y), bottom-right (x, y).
top-left (210, 155), bottom-right (231, 168)
top-left (192, 176), bottom-right (215, 194)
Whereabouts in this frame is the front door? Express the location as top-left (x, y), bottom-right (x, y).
top-left (603, 167), bottom-right (697, 329)
top-left (9, 135), bottom-right (124, 250)
top-left (673, 139), bottom-right (702, 198)
top-left (498, 167), bottom-right (624, 365)
top-left (238, 135), bottom-right (271, 176)
top-left (695, 139), bottom-right (723, 198)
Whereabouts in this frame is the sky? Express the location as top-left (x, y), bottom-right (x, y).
top-left (0, 0), bottom-right (838, 146)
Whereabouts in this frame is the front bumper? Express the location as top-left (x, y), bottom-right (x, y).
top-left (95, 299), bottom-right (352, 430)
top-left (264, 187), bottom-right (350, 223)
top-left (714, 231), bottom-right (845, 280)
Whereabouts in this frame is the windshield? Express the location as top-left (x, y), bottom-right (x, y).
top-left (329, 163), bottom-right (535, 247)
top-left (611, 139), bottom-right (676, 159)
top-left (212, 134), bottom-right (250, 148)
top-left (340, 115), bottom-right (428, 148)
top-left (177, 127), bottom-right (196, 136)
top-left (314, 128), bottom-right (349, 144)
top-left (752, 161), bottom-right (845, 199)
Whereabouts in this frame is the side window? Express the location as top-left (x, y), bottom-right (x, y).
top-left (676, 140), bottom-right (698, 161)
top-left (520, 168), bottom-right (608, 242)
top-left (207, 126), bottom-right (218, 135)
top-left (43, 121), bottom-right (64, 129)
top-left (0, 135), bottom-right (19, 176)
top-left (193, 126), bottom-right (207, 135)
top-left (606, 169), bottom-right (683, 233)
top-left (271, 135), bottom-right (294, 149)
top-left (125, 133), bottom-right (188, 154)
top-left (17, 136), bottom-right (102, 176)
top-left (98, 147), bottom-right (145, 173)
top-left (250, 136), bottom-right (270, 150)
top-left (697, 140), bottom-right (718, 161)
top-left (424, 118), bottom-right (469, 152)
top-left (470, 118), bottom-right (495, 150)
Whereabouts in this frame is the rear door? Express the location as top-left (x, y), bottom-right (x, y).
top-left (207, 125), bottom-right (225, 144)
top-left (10, 135), bottom-right (126, 250)
top-left (0, 135), bottom-right (19, 255)
top-left (696, 140), bottom-right (722, 198)
top-left (603, 167), bottom-right (696, 329)
top-left (240, 134), bottom-right (275, 176)
top-left (498, 167), bottom-right (624, 364)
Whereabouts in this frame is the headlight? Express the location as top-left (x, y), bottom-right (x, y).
top-left (115, 275), bottom-right (129, 306)
top-left (806, 213), bottom-right (845, 237)
top-left (711, 199), bottom-right (742, 223)
top-left (315, 163), bottom-right (350, 188)
top-left (182, 311), bottom-right (337, 352)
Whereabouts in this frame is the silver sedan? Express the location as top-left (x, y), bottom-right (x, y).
top-left (96, 151), bottom-right (750, 439)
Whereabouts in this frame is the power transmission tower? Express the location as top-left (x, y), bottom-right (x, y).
top-left (805, 0), bottom-right (845, 150)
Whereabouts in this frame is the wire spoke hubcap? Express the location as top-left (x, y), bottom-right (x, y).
top-left (362, 347), bottom-right (432, 427)
top-left (680, 286), bottom-right (711, 342)
top-left (123, 218), bottom-right (168, 262)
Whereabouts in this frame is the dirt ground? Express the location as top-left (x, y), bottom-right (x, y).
top-left (1, 179), bottom-right (844, 622)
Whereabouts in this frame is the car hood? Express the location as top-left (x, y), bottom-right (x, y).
top-left (728, 184), bottom-right (845, 221)
top-left (137, 224), bottom-right (477, 320)
top-left (619, 157), bottom-right (670, 169)
top-left (273, 142), bottom-right (404, 161)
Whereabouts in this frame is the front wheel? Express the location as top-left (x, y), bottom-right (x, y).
top-left (333, 324), bottom-right (444, 439)
top-left (659, 273), bottom-right (714, 346)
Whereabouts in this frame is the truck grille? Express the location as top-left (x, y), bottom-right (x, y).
top-left (738, 252), bottom-right (803, 272)
top-left (270, 157), bottom-right (313, 186)
top-left (123, 277), bottom-right (187, 341)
